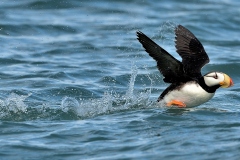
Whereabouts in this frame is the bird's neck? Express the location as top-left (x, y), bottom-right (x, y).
top-left (198, 77), bottom-right (220, 93)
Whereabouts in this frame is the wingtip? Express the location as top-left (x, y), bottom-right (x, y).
top-left (136, 30), bottom-right (148, 42)
top-left (175, 24), bottom-right (185, 33)
top-left (136, 30), bottom-right (143, 37)
top-left (176, 24), bottom-right (183, 28)
top-left (136, 31), bottom-right (141, 40)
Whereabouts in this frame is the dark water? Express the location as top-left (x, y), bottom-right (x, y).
top-left (0, 0), bottom-right (240, 159)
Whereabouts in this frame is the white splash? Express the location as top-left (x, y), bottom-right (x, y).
top-left (60, 64), bottom-right (153, 118)
top-left (61, 96), bottom-right (79, 113)
top-left (3, 93), bottom-right (30, 113)
top-left (0, 93), bottom-right (31, 120)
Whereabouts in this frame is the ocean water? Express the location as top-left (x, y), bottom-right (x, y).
top-left (0, 0), bottom-right (240, 159)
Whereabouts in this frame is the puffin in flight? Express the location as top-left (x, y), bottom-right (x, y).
top-left (136, 25), bottom-right (233, 107)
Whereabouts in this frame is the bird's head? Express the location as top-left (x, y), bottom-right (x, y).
top-left (204, 72), bottom-right (233, 88)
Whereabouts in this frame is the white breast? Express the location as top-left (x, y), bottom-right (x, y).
top-left (161, 82), bottom-right (215, 107)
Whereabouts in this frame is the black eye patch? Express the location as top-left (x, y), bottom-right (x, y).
top-left (213, 72), bottom-right (218, 79)
top-left (205, 72), bottom-right (218, 79)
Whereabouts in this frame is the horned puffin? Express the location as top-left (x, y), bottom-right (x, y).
top-left (136, 25), bottom-right (233, 108)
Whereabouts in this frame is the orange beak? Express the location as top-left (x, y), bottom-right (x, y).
top-left (229, 78), bottom-right (234, 87)
top-left (220, 74), bottom-right (233, 88)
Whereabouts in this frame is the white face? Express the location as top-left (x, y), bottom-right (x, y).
top-left (203, 72), bottom-right (225, 87)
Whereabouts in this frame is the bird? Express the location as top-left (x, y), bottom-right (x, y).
top-left (136, 25), bottom-right (233, 108)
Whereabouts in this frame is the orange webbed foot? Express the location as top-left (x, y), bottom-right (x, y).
top-left (166, 100), bottom-right (186, 108)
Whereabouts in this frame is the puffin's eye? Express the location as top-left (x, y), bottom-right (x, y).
top-left (213, 72), bottom-right (218, 79)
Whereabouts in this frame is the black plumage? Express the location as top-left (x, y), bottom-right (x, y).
top-left (175, 25), bottom-right (209, 79)
top-left (136, 25), bottom-right (218, 101)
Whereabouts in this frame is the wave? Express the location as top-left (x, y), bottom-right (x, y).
top-left (0, 61), bottom-right (238, 121)
top-left (0, 65), bottom-right (156, 121)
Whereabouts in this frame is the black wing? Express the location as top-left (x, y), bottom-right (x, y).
top-left (136, 31), bottom-right (185, 83)
top-left (175, 25), bottom-right (209, 78)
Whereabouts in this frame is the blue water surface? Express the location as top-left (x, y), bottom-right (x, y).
top-left (0, 0), bottom-right (240, 159)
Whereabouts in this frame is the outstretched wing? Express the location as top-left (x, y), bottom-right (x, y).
top-left (175, 25), bottom-right (209, 78)
top-left (136, 31), bottom-right (185, 83)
